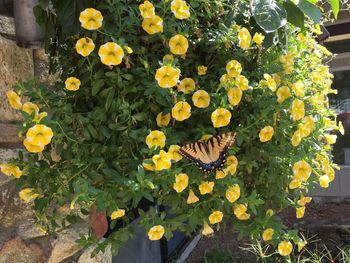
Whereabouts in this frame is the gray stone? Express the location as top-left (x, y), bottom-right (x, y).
top-left (17, 218), bottom-right (47, 240)
top-left (78, 243), bottom-right (112, 263)
top-left (0, 15), bottom-right (15, 37)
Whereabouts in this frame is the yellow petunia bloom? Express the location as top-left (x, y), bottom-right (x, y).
top-left (199, 181), bottom-right (215, 195)
top-left (75, 37), bottom-right (95, 57)
top-left (291, 99), bottom-right (305, 121)
top-left (296, 206), bottom-right (305, 218)
top-left (139, 1), bottom-right (155, 18)
top-left (291, 81), bottom-right (305, 97)
top-left (297, 241), bottom-right (307, 252)
top-left (168, 145), bottom-right (183, 162)
top-left (172, 101), bottom-right (191, 121)
top-left (142, 159), bottom-right (155, 171)
top-left (276, 86), bottom-right (291, 104)
top-left (238, 27), bottom-right (251, 49)
top-left (211, 108), bottom-right (231, 128)
top-left (26, 124), bottom-right (53, 147)
top-left (98, 42), bottom-right (125, 66)
top-left (152, 150), bottom-right (172, 171)
top-left (145, 130), bottom-right (166, 149)
top-left (0, 163), bottom-right (23, 178)
top-left (215, 169), bottom-right (226, 179)
top-left (259, 126), bottom-right (274, 142)
top-left (236, 75), bottom-right (249, 91)
top-left (227, 87), bottom-right (242, 106)
top-left (79, 8), bottom-right (103, 30)
top-left (262, 74), bottom-right (277, 92)
top-left (170, 0), bottom-right (190, 20)
top-left (197, 65), bottom-right (207, 76)
top-left (34, 111), bottom-right (48, 123)
top-left (156, 112), bottom-right (171, 127)
top-left (173, 173), bottom-right (189, 193)
top-left (293, 160), bottom-right (312, 182)
top-left (226, 155), bottom-right (238, 167)
top-left (319, 175), bottom-right (331, 188)
top-left (225, 184), bottom-right (240, 203)
top-left (111, 209), bottom-right (125, 220)
top-left (163, 54), bottom-right (174, 63)
top-left (325, 134), bottom-right (337, 145)
top-left (291, 130), bottom-right (302, 147)
top-left (234, 204), bottom-right (250, 220)
top-left (200, 134), bottom-right (213, 141)
top-left (142, 15), bottom-right (163, 34)
top-left (7, 90), bottom-right (22, 109)
top-left (262, 228), bottom-right (274, 241)
top-left (19, 188), bottom-right (39, 203)
top-left (65, 77), bottom-right (81, 91)
top-left (22, 102), bottom-right (39, 115)
top-left (23, 138), bottom-right (45, 153)
top-left (272, 73), bottom-right (281, 85)
top-left (289, 178), bottom-right (302, 189)
top-left (278, 241), bottom-right (293, 256)
top-left (202, 221), bottom-right (214, 236)
top-left (266, 209), bottom-right (274, 217)
top-left (178, 78), bottom-right (195, 94)
top-left (187, 189), bottom-right (199, 204)
top-left (226, 60), bottom-right (242, 78)
top-left (192, 90), bottom-right (210, 108)
top-left (253, 32), bottom-right (264, 45)
top-left (208, 211), bottom-right (223, 224)
top-left (169, 34), bottom-right (189, 55)
top-left (148, 225), bottom-right (165, 240)
top-left (155, 66), bottom-right (181, 88)
top-left (298, 195), bottom-right (312, 206)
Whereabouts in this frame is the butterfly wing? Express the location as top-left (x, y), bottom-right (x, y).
top-left (179, 132), bottom-right (237, 174)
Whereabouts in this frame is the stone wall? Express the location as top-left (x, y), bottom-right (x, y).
top-left (0, 14), bottom-right (111, 263)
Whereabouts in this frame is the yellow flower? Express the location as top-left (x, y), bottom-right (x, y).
top-left (75, 37), bottom-right (95, 57)
top-left (187, 189), bottom-right (199, 204)
top-left (291, 99), bottom-right (305, 121)
top-left (163, 54), bottom-right (174, 63)
top-left (211, 108), bottom-right (231, 128)
top-left (169, 34), bottom-right (189, 55)
top-left (156, 112), bottom-right (171, 127)
top-left (278, 241), bottom-right (293, 256)
top-left (111, 209), bottom-right (125, 220)
top-left (234, 204), bottom-right (250, 220)
top-left (22, 102), bottom-right (39, 115)
top-left (298, 195), bottom-right (312, 206)
top-left (226, 164), bottom-right (237, 175)
top-left (291, 130), bottom-right (302, 147)
top-left (208, 211), bottom-right (223, 224)
top-left (152, 150), bottom-right (172, 171)
top-left (238, 27), bottom-right (251, 49)
top-left (142, 15), bottom-right (163, 34)
top-left (291, 81), bottom-right (305, 97)
top-left (178, 78), bottom-right (195, 94)
top-left (142, 159), bottom-right (155, 171)
top-left (19, 188), bottom-right (39, 203)
top-left (173, 173), bottom-right (189, 193)
top-left (199, 181), bottom-right (215, 195)
top-left (98, 42), bottom-right (125, 66)
top-left (276, 86), bottom-right (291, 104)
top-left (225, 184), bottom-right (240, 203)
top-left (338, 121), bottom-right (345, 135)
top-left (6, 90), bottom-right (22, 109)
top-left (266, 209), bottom-right (274, 217)
top-left (272, 73), bottom-right (281, 85)
top-left (146, 130), bottom-right (166, 149)
top-left (200, 134), bottom-right (213, 141)
top-left (170, 0), bottom-right (190, 20)
top-left (226, 60), bottom-right (242, 78)
top-left (262, 228), bottom-right (274, 241)
top-left (236, 75), bottom-right (249, 91)
top-left (263, 74), bottom-right (277, 91)
top-left (297, 241), bottom-right (307, 252)
top-left (197, 65), bottom-right (207, 76)
top-left (227, 87), bottom-right (242, 106)
top-left (26, 124), bottom-right (53, 147)
top-left (296, 206), bottom-right (305, 219)
top-left (202, 221), bottom-right (214, 236)
top-left (215, 170), bottom-right (227, 179)
top-left (303, 116), bottom-right (315, 134)
top-left (226, 155), bottom-right (238, 167)
top-left (148, 225), bottom-right (165, 241)
top-left (168, 145), bottom-right (182, 162)
top-left (65, 77), bottom-right (81, 91)
top-left (139, 1), bottom-right (155, 18)
top-left (192, 90), bottom-right (210, 108)
top-left (171, 101), bottom-right (191, 121)
top-left (34, 111), bottom-right (48, 123)
top-left (289, 178), bottom-right (302, 189)
top-left (155, 66), bottom-right (181, 88)
top-left (220, 74), bottom-right (230, 87)
top-left (0, 163), bottom-right (23, 178)
top-left (325, 134), bottom-right (337, 144)
top-left (259, 126), bottom-right (274, 142)
top-left (252, 32), bottom-right (264, 45)
top-left (124, 45), bottom-right (133, 54)
top-left (293, 161), bottom-right (312, 182)
top-left (23, 138), bottom-right (45, 153)
top-left (79, 8), bottom-right (103, 30)
top-left (319, 175), bottom-right (330, 188)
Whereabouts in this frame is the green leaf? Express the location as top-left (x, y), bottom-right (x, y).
top-left (296, 0), bottom-right (322, 24)
top-left (92, 79), bottom-right (105, 96)
top-left (283, 1), bottom-right (305, 29)
top-left (251, 0), bottom-right (287, 33)
top-left (329, 0), bottom-right (340, 18)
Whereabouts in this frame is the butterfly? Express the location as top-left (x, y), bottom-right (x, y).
top-left (178, 132), bottom-right (237, 174)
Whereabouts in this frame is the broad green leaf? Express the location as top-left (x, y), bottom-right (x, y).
top-left (251, 0), bottom-right (287, 33)
top-left (283, 1), bottom-right (305, 29)
top-left (297, 0), bottom-right (322, 24)
top-left (92, 79), bottom-right (105, 96)
top-left (329, 0), bottom-right (340, 18)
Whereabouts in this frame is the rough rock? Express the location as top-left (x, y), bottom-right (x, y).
top-left (78, 243), bottom-right (112, 263)
top-left (0, 148), bottom-right (19, 186)
top-left (0, 15), bottom-right (15, 37)
top-left (0, 123), bottom-right (22, 147)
